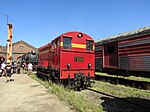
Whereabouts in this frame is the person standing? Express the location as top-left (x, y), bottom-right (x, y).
top-left (1, 62), bottom-right (6, 77)
top-left (22, 62), bottom-right (26, 70)
top-left (28, 62), bottom-right (33, 76)
top-left (16, 62), bottom-right (21, 74)
top-left (5, 63), bottom-right (13, 83)
top-left (12, 61), bottom-right (16, 73)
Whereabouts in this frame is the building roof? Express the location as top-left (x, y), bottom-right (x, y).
top-left (95, 26), bottom-right (150, 44)
top-left (13, 40), bottom-right (37, 49)
top-left (0, 40), bottom-right (38, 52)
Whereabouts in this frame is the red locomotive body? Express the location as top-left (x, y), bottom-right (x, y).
top-left (95, 26), bottom-right (150, 76)
top-left (37, 32), bottom-right (95, 88)
top-left (38, 43), bottom-right (51, 68)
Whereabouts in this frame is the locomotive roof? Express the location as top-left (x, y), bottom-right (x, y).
top-left (39, 42), bottom-right (51, 50)
top-left (62, 31), bottom-right (93, 40)
top-left (39, 31), bottom-right (93, 50)
top-left (95, 26), bottom-right (150, 44)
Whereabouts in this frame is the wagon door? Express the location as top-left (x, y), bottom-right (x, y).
top-left (104, 42), bottom-right (118, 69)
top-left (95, 44), bottom-right (103, 70)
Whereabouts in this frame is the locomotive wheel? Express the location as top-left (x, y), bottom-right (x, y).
top-left (67, 78), bottom-right (71, 87)
top-left (51, 71), bottom-right (55, 82)
top-left (48, 75), bottom-right (52, 83)
top-left (36, 69), bottom-right (38, 75)
top-left (55, 80), bottom-right (61, 85)
top-left (52, 71), bottom-right (60, 85)
top-left (73, 80), bottom-right (80, 91)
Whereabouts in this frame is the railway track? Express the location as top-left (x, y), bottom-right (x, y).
top-left (95, 74), bottom-right (150, 90)
top-left (86, 88), bottom-right (150, 112)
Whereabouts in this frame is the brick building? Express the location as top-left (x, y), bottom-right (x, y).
top-left (0, 40), bottom-right (38, 62)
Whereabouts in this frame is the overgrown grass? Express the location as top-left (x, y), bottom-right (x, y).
top-left (31, 74), bottom-right (103, 112)
top-left (91, 81), bottom-right (150, 99)
top-left (96, 72), bottom-right (150, 82)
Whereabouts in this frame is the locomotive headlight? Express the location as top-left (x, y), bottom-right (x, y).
top-left (88, 63), bottom-right (92, 69)
top-left (67, 63), bottom-right (71, 69)
top-left (31, 50), bottom-right (36, 54)
top-left (78, 33), bottom-right (83, 38)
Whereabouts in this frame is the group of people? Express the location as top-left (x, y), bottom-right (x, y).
top-left (0, 61), bottom-right (33, 83)
top-left (22, 62), bottom-right (33, 76)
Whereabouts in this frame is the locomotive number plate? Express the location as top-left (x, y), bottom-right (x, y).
top-left (74, 57), bottom-right (84, 62)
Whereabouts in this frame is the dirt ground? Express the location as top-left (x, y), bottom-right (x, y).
top-left (0, 73), bottom-right (75, 112)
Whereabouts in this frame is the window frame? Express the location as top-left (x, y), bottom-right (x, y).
top-left (86, 40), bottom-right (93, 51)
top-left (63, 36), bottom-right (72, 49)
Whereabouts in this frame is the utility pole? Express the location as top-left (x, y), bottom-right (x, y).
top-left (7, 23), bottom-right (13, 64)
top-left (3, 14), bottom-right (13, 65)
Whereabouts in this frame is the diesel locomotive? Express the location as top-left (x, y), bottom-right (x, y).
top-left (37, 32), bottom-right (95, 89)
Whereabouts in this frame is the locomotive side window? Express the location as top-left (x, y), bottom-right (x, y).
top-left (63, 37), bottom-right (72, 49)
top-left (52, 42), bottom-right (56, 49)
top-left (107, 45), bottom-right (115, 53)
top-left (56, 38), bottom-right (60, 47)
top-left (86, 40), bottom-right (93, 51)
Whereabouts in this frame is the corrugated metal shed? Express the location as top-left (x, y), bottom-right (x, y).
top-left (95, 26), bottom-right (150, 44)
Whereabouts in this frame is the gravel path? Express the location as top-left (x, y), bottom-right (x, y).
top-left (0, 73), bottom-right (75, 112)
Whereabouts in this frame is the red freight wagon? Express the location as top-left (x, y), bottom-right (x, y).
top-left (37, 32), bottom-right (95, 89)
top-left (95, 26), bottom-right (150, 76)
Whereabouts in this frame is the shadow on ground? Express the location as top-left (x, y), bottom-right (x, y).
top-left (100, 97), bottom-right (150, 112)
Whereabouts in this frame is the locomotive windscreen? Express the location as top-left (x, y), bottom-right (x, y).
top-left (63, 37), bottom-right (72, 49)
top-left (86, 40), bottom-right (93, 51)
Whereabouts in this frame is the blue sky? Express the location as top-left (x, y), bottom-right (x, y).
top-left (0, 0), bottom-right (150, 48)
